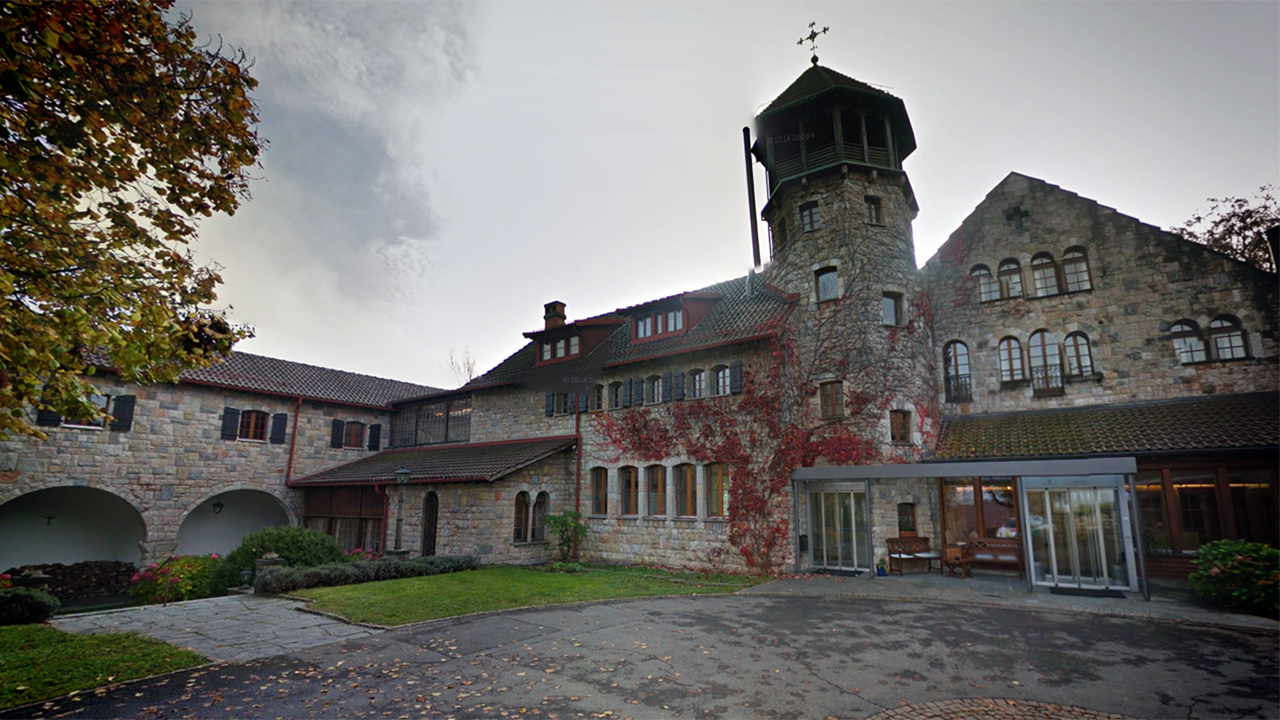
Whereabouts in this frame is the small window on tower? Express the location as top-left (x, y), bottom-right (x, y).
top-left (890, 410), bottom-right (912, 445)
top-left (815, 267), bottom-right (839, 303)
top-left (882, 293), bottom-right (903, 326)
top-left (865, 196), bottom-right (882, 225)
top-left (800, 201), bottom-right (820, 232)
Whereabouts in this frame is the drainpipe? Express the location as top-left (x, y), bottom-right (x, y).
top-left (284, 397), bottom-right (302, 485)
top-left (573, 409), bottom-right (583, 559)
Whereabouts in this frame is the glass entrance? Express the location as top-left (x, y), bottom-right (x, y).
top-left (809, 489), bottom-right (870, 571)
top-left (1024, 482), bottom-right (1130, 589)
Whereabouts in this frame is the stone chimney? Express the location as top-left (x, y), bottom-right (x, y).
top-left (544, 301), bottom-right (566, 329)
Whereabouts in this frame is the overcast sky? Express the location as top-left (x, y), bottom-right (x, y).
top-left (181, 1), bottom-right (1279, 390)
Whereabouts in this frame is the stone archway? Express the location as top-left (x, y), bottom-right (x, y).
top-left (0, 487), bottom-right (146, 571)
top-left (176, 490), bottom-right (290, 556)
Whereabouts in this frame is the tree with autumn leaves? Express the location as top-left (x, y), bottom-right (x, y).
top-left (0, 0), bottom-right (260, 438)
top-left (1173, 185), bottom-right (1278, 274)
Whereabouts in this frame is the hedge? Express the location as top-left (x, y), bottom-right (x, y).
top-left (255, 555), bottom-right (477, 595)
top-left (1189, 539), bottom-right (1279, 617)
top-left (0, 588), bottom-right (61, 625)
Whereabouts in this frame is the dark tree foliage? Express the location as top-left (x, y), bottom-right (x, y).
top-left (1174, 185), bottom-right (1278, 274)
top-left (0, 0), bottom-right (261, 437)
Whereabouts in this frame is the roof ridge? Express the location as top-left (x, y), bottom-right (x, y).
top-left (943, 391), bottom-right (1278, 423)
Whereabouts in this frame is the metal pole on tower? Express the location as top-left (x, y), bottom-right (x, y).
top-left (743, 126), bottom-right (761, 269)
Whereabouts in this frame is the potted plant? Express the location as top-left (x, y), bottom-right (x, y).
top-left (875, 557), bottom-right (888, 576)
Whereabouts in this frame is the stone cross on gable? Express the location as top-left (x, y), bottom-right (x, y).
top-left (797, 22), bottom-right (829, 65)
top-left (1005, 206), bottom-right (1030, 229)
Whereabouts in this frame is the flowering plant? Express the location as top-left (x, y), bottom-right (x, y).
top-left (341, 548), bottom-right (382, 562)
top-left (128, 554), bottom-right (223, 605)
top-left (0, 573), bottom-right (10, 590)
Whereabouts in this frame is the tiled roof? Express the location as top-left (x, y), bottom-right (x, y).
top-left (292, 436), bottom-right (577, 486)
top-left (759, 64), bottom-right (894, 117)
top-left (455, 274), bottom-right (794, 395)
top-left (170, 351), bottom-right (440, 408)
top-left (935, 392), bottom-right (1279, 460)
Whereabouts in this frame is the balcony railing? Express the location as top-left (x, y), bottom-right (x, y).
top-left (1031, 365), bottom-right (1065, 397)
top-left (945, 374), bottom-right (972, 403)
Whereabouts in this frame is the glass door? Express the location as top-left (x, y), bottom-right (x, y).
top-left (809, 488), bottom-right (870, 571)
top-left (1024, 481), bottom-right (1130, 589)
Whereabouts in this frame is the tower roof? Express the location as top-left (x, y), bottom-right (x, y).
top-left (758, 64), bottom-right (901, 119)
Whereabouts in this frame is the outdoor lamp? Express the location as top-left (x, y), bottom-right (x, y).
top-left (395, 467), bottom-right (410, 486)
top-left (212, 499), bottom-right (224, 515)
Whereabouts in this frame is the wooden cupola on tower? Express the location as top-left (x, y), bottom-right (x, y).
top-left (752, 61), bottom-right (918, 219)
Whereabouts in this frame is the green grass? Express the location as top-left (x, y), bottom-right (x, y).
top-left (0, 624), bottom-right (207, 710)
top-left (294, 565), bottom-right (761, 626)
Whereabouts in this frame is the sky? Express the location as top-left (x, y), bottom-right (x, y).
top-left (181, 1), bottom-right (1279, 391)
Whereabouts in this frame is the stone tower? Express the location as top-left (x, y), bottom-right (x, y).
top-left (752, 61), bottom-right (937, 459)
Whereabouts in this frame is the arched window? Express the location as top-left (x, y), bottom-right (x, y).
top-left (645, 465), bottom-right (666, 517)
top-left (513, 491), bottom-right (530, 542)
top-left (688, 369), bottom-right (705, 399)
top-left (590, 384), bottom-right (604, 411)
top-left (645, 375), bottom-right (663, 404)
top-left (531, 492), bottom-right (549, 542)
top-left (1031, 253), bottom-right (1059, 296)
top-left (619, 466), bottom-right (638, 515)
top-left (1208, 316), bottom-right (1248, 360)
top-left (608, 381), bottom-right (624, 409)
top-left (815, 266), bottom-right (839, 302)
top-left (675, 464), bottom-right (696, 517)
top-left (998, 337), bottom-right (1024, 382)
top-left (943, 341), bottom-right (971, 402)
top-left (997, 259), bottom-right (1023, 299)
top-left (343, 421), bottom-right (366, 448)
top-left (1170, 320), bottom-right (1206, 364)
top-left (705, 463), bottom-right (729, 518)
top-left (1062, 247), bottom-right (1092, 292)
top-left (1064, 332), bottom-right (1093, 377)
top-left (238, 410), bottom-right (268, 441)
top-left (971, 265), bottom-right (998, 302)
top-left (590, 468), bottom-right (608, 515)
top-left (1029, 330), bottom-right (1063, 396)
top-left (711, 365), bottom-right (731, 397)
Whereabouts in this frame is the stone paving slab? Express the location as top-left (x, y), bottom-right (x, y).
top-left (51, 594), bottom-right (381, 663)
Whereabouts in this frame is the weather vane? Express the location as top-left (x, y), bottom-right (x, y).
top-left (797, 21), bottom-right (829, 65)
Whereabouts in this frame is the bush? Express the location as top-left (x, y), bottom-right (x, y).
top-left (543, 511), bottom-right (589, 562)
top-left (0, 588), bottom-right (61, 625)
top-left (340, 548), bottom-right (382, 563)
top-left (213, 526), bottom-right (345, 591)
top-left (128, 555), bottom-right (224, 605)
top-left (543, 561), bottom-right (586, 573)
top-left (1189, 539), bottom-right (1280, 617)
top-left (255, 555), bottom-right (477, 595)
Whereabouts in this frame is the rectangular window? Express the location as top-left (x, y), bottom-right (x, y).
top-left (591, 468), bottom-right (608, 515)
top-left (800, 201), bottom-right (820, 232)
top-left (239, 410), bottom-right (267, 441)
top-left (819, 381), bottom-right (843, 418)
top-left (555, 392), bottom-right (572, 415)
top-left (1172, 469), bottom-right (1222, 554)
top-left (713, 367), bottom-right (731, 396)
top-left (446, 398), bottom-right (471, 442)
top-left (890, 410), bottom-right (912, 444)
top-left (706, 463), bottom-right (729, 518)
top-left (815, 267), bottom-right (838, 302)
top-left (620, 467), bottom-right (638, 515)
top-left (676, 465), bottom-right (696, 517)
top-left (689, 371), bottom-right (705, 399)
top-left (646, 377), bottom-right (662, 404)
top-left (417, 402), bottom-right (447, 444)
top-left (646, 466), bottom-right (666, 517)
top-left (541, 343), bottom-right (552, 361)
top-left (555, 339), bottom-right (566, 358)
top-left (342, 421), bottom-right (365, 448)
top-left (390, 410), bottom-right (416, 448)
top-left (63, 393), bottom-right (110, 428)
top-left (666, 310), bottom-right (684, 332)
top-left (636, 317), bottom-right (653, 338)
top-left (655, 314), bottom-right (664, 334)
top-left (569, 336), bottom-right (580, 355)
top-left (865, 196), bottom-right (882, 224)
top-left (609, 383), bottom-right (623, 409)
top-left (591, 385), bottom-right (604, 411)
top-left (881, 293), bottom-right (903, 326)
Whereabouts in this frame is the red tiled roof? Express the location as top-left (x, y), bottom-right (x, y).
top-left (291, 436), bottom-right (577, 486)
top-left (935, 392), bottom-right (1279, 460)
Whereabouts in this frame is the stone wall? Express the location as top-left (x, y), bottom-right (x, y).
top-left (0, 375), bottom-right (389, 563)
top-left (924, 173), bottom-right (1279, 415)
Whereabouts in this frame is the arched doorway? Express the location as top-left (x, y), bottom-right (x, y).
top-left (422, 491), bottom-right (439, 556)
top-left (177, 490), bottom-right (289, 556)
top-left (0, 487), bottom-right (145, 571)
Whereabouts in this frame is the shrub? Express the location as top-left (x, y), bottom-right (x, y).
top-left (543, 561), bottom-right (586, 573)
top-left (1189, 539), bottom-right (1280, 617)
top-left (0, 588), bottom-right (61, 625)
top-left (128, 554), bottom-right (224, 605)
top-left (543, 511), bottom-right (589, 562)
top-left (214, 526), bottom-right (344, 591)
top-left (0, 574), bottom-right (10, 590)
top-left (340, 548), bottom-right (382, 563)
top-left (255, 555), bottom-right (477, 595)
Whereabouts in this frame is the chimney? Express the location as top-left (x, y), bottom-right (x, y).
top-left (544, 301), bottom-right (566, 329)
top-left (745, 269), bottom-right (755, 298)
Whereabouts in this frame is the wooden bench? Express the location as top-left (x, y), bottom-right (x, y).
top-left (886, 537), bottom-right (941, 576)
top-left (963, 538), bottom-right (1024, 573)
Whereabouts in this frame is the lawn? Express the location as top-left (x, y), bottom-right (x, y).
top-left (0, 625), bottom-right (207, 710)
top-left (294, 565), bottom-right (761, 625)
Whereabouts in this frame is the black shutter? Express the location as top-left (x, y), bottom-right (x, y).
top-left (368, 424), bottom-right (382, 451)
top-left (631, 377), bottom-right (645, 406)
top-left (576, 392), bottom-right (588, 413)
top-left (545, 391), bottom-right (555, 417)
top-left (330, 419), bottom-right (345, 448)
top-left (729, 360), bottom-right (743, 394)
top-left (220, 407), bottom-right (240, 440)
top-left (673, 371), bottom-right (685, 401)
top-left (621, 378), bottom-right (632, 408)
top-left (661, 372), bottom-right (672, 402)
top-left (35, 408), bottom-right (62, 427)
top-left (269, 413), bottom-right (289, 444)
top-left (108, 395), bottom-right (136, 432)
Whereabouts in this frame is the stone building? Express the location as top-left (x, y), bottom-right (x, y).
top-left (3, 60), bottom-right (1275, 589)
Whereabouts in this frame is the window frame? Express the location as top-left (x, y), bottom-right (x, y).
top-left (972, 265), bottom-right (999, 303)
top-left (609, 382), bottom-right (624, 410)
top-left (819, 380), bottom-right (844, 418)
top-left (645, 465), bottom-right (666, 517)
top-left (998, 337), bottom-right (1025, 383)
top-left (513, 491), bottom-right (530, 543)
top-left (688, 369), bottom-right (705, 399)
top-left (705, 463), bottom-right (729, 518)
top-left (645, 375), bottom-right (663, 405)
top-left (711, 366), bottom-right (731, 397)
top-left (1064, 332), bottom-right (1093, 377)
top-left (889, 409), bottom-right (912, 445)
top-left (591, 384), bottom-right (605, 412)
top-left (675, 464), bottom-right (696, 517)
top-left (997, 259), bottom-right (1023, 299)
top-left (620, 466), bottom-right (639, 516)
top-left (1028, 330), bottom-right (1064, 397)
top-left (865, 195), bottom-right (882, 225)
top-left (591, 468), bottom-right (608, 515)
top-left (1062, 247), bottom-right (1092, 292)
top-left (238, 409), bottom-right (269, 442)
top-left (943, 341), bottom-right (971, 402)
top-left (62, 393), bottom-right (110, 429)
top-left (531, 492), bottom-right (549, 542)
top-left (1208, 316), bottom-right (1248, 360)
top-left (342, 421), bottom-right (366, 449)
top-left (1170, 320), bottom-right (1207, 364)
top-left (800, 201), bottom-right (820, 232)
top-left (1031, 253), bottom-right (1060, 297)
top-left (881, 292), bottom-right (903, 327)
top-left (815, 266), bottom-right (839, 303)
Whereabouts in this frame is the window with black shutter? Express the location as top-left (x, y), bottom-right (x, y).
top-left (672, 371), bottom-right (685, 401)
top-left (330, 419), bottom-right (345, 448)
top-left (631, 377), bottom-right (645, 406)
top-left (545, 391), bottom-right (555, 417)
top-left (220, 407), bottom-right (241, 440)
top-left (367, 423), bottom-right (382, 451)
top-left (269, 413), bottom-right (289, 444)
top-left (729, 361), bottom-right (743, 394)
top-left (621, 378), bottom-right (633, 408)
top-left (108, 395), bottom-right (136, 432)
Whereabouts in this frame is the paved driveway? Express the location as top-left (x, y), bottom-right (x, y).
top-left (11, 594), bottom-right (1278, 719)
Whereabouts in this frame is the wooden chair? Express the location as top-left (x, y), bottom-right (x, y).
top-left (886, 537), bottom-right (941, 576)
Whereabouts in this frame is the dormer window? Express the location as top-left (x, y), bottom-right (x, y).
top-left (555, 339), bottom-right (566, 358)
top-left (534, 333), bottom-right (583, 364)
top-left (666, 310), bottom-right (683, 332)
top-left (569, 336), bottom-right (580, 355)
top-left (541, 343), bottom-right (551, 361)
top-left (633, 308), bottom-right (686, 341)
top-left (637, 316), bottom-right (653, 339)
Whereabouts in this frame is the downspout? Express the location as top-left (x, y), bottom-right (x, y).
top-left (573, 409), bottom-right (583, 559)
top-left (284, 396), bottom-right (302, 484)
